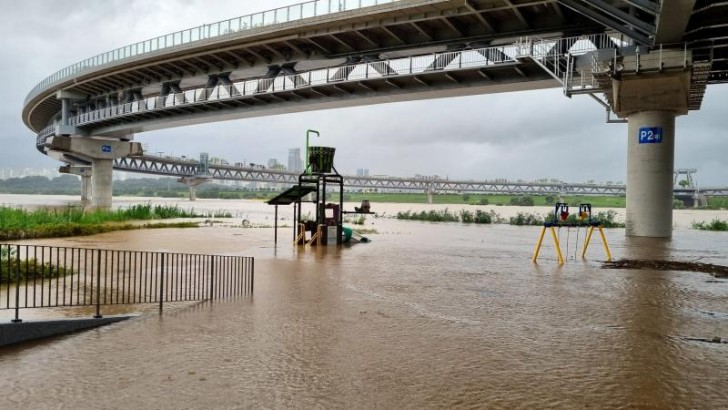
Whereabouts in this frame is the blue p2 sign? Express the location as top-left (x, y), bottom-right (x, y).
top-left (638, 127), bottom-right (663, 144)
top-left (101, 144), bottom-right (112, 153)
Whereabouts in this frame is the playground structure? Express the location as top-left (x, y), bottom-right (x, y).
top-left (267, 132), bottom-right (372, 247)
top-left (532, 203), bottom-right (612, 265)
top-left (295, 146), bottom-right (344, 246)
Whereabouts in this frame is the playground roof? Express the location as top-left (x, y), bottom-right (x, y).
top-left (266, 185), bottom-right (317, 206)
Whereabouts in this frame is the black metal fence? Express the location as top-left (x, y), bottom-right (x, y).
top-left (0, 244), bottom-right (254, 322)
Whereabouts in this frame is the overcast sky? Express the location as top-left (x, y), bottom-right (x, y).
top-left (2, 0), bottom-right (727, 185)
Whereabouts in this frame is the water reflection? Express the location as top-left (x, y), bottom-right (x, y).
top-left (623, 236), bottom-right (673, 260)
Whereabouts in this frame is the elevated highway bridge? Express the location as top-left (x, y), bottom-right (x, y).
top-left (23, 0), bottom-right (728, 237)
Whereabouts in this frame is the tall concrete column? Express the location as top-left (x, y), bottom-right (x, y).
top-left (61, 98), bottom-right (70, 126)
top-left (79, 174), bottom-right (92, 206)
top-left (626, 111), bottom-right (675, 237)
top-left (92, 159), bottom-right (114, 209)
top-left (59, 165), bottom-right (93, 206)
top-left (604, 48), bottom-right (692, 238)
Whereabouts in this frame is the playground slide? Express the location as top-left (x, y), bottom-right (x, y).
top-left (343, 226), bottom-right (370, 244)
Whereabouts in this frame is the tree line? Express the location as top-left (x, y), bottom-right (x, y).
top-left (0, 175), bottom-right (273, 199)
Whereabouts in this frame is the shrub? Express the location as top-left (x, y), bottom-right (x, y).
top-left (692, 219), bottom-right (728, 231)
top-left (509, 212), bottom-right (544, 226)
top-left (0, 257), bottom-right (74, 283)
top-left (473, 210), bottom-right (497, 224)
top-left (397, 209), bottom-right (498, 224)
top-left (592, 210), bottom-right (624, 228)
top-left (396, 209), bottom-right (458, 223)
top-left (460, 210), bottom-right (474, 223)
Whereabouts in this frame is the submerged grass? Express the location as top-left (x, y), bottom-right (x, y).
top-left (396, 209), bottom-right (501, 224)
top-left (0, 204), bottom-right (201, 240)
top-left (396, 209), bottom-right (461, 223)
top-left (0, 256), bottom-right (75, 283)
top-left (509, 210), bottom-right (625, 228)
top-left (396, 208), bottom-right (625, 228)
top-left (692, 218), bottom-right (728, 231)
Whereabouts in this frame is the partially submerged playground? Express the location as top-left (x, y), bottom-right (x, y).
top-left (267, 130), bottom-right (373, 247)
top-left (266, 132), bottom-right (615, 261)
top-left (533, 203), bottom-right (612, 265)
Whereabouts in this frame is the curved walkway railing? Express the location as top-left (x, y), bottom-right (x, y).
top-left (63, 34), bottom-right (611, 131)
top-left (25, 0), bottom-right (400, 106)
top-left (68, 46), bottom-right (514, 128)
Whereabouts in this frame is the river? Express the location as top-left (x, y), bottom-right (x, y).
top-left (0, 195), bottom-right (726, 408)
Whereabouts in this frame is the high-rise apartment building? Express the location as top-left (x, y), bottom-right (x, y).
top-left (199, 152), bottom-right (210, 173)
top-left (288, 148), bottom-right (303, 173)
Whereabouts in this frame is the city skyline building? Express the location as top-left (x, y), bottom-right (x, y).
top-left (0, 167), bottom-right (61, 180)
top-left (199, 152), bottom-right (210, 173)
top-left (288, 148), bottom-right (303, 173)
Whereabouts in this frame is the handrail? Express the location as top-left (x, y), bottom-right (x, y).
top-left (67, 43), bottom-right (523, 128)
top-left (62, 34), bottom-right (618, 130)
top-left (1, 244), bottom-right (254, 322)
top-left (24, 0), bottom-right (401, 106)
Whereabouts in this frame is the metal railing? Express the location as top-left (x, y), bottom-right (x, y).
top-left (0, 244), bottom-right (254, 322)
top-left (67, 43), bottom-right (523, 128)
top-left (25, 0), bottom-right (401, 106)
top-left (517, 33), bottom-right (631, 86)
top-left (37, 34), bottom-right (634, 140)
top-left (66, 34), bottom-right (623, 129)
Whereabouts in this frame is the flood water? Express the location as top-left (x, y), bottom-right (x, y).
top-left (1, 196), bottom-right (727, 408)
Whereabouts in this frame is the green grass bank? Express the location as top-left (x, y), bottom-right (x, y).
top-left (0, 204), bottom-right (201, 241)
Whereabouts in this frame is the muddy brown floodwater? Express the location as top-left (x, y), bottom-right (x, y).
top-left (0, 197), bottom-right (727, 408)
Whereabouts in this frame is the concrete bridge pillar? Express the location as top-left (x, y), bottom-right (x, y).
top-left (81, 175), bottom-right (92, 206)
top-left (178, 176), bottom-right (211, 201)
top-left (626, 111), bottom-right (675, 237)
top-left (425, 185), bottom-right (434, 204)
top-left (92, 159), bottom-right (114, 209)
top-left (609, 50), bottom-right (692, 238)
top-left (59, 165), bottom-right (93, 206)
top-left (50, 136), bottom-right (143, 210)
